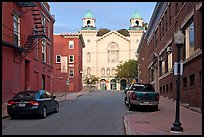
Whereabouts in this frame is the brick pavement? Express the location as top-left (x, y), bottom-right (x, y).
top-left (124, 96), bottom-right (202, 135)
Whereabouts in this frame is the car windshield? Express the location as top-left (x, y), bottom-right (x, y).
top-left (131, 84), bottom-right (155, 92)
top-left (13, 91), bottom-right (39, 99)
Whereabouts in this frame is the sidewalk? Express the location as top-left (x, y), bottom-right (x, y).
top-left (124, 96), bottom-right (202, 135)
top-left (2, 90), bottom-right (92, 119)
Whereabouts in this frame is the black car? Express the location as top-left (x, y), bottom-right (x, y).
top-left (7, 90), bottom-right (59, 119)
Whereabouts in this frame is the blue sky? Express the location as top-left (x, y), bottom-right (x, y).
top-left (49, 2), bottom-right (156, 34)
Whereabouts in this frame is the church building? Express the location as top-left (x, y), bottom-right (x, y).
top-left (79, 10), bottom-right (146, 90)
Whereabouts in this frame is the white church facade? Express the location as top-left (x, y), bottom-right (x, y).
top-left (79, 10), bottom-right (146, 90)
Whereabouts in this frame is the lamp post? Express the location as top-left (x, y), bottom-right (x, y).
top-left (89, 78), bottom-right (92, 92)
top-left (171, 30), bottom-right (184, 132)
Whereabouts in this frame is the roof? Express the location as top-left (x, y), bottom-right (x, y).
top-left (96, 30), bottom-right (130, 42)
top-left (131, 10), bottom-right (142, 19)
top-left (84, 10), bottom-right (94, 18)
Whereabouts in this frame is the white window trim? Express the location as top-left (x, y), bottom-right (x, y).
top-left (13, 14), bottom-right (20, 46)
top-left (56, 55), bottom-right (61, 63)
top-left (69, 68), bottom-right (74, 78)
top-left (42, 39), bottom-right (46, 63)
top-left (69, 55), bottom-right (74, 63)
top-left (69, 40), bottom-right (74, 49)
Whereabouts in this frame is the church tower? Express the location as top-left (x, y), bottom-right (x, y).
top-left (82, 10), bottom-right (96, 30)
top-left (79, 10), bottom-right (98, 84)
top-left (128, 10), bottom-right (146, 60)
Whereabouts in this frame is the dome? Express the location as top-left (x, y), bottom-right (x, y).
top-left (84, 10), bottom-right (94, 18)
top-left (132, 10), bottom-right (142, 19)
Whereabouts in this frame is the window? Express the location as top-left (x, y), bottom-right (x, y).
top-left (56, 55), bottom-right (61, 63)
top-left (189, 74), bottom-right (195, 86)
top-left (101, 68), bottom-right (105, 75)
top-left (34, 38), bottom-right (39, 59)
top-left (69, 69), bottom-right (74, 77)
top-left (42, 39), bottom-right (46, 63)
top-left (166, 84), bottom-right (169, 93)
top-left (184, 20), bottom-right (194, 59)
top-left (47, 20), bottom-right (50, 38)
top-left (69, 40), bottom-right (74, 49)
top-left (87, 52), bottom-right (91, 62)
top-left (69, 55), bottom-right (74, 63)
top-left (170, 83), bottom-right (172, 91)
top-left (42, 15), bottom-right (46, 34)
top-left (42, 74), bottom-right (45, 90)
top-left (107, 42), bottom-right (119, 63)
top-left (167, 45), bottom-right (173, 71)
top-left (183, 77), bottom-right (187, 88)
top-left (175, 2), bottom-right (178, 17)
top-left (199, 71), bottom-right (202, 85)
top-left (111, 68), bottom-right (116, 75)
top-left (87, 67), bottom-right (91, 75)
top-left (169, 3), bottom-right (171, 27)
top-left (13, 14), bottom-right (20, 46)
top-left (47, 44), bottom-right (51, 65)
top-left (106, 68), bottom-right (110, 75)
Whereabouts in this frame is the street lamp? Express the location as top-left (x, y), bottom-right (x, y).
top-left (89, 78), bottom-right (92, 92)
top-left (171, 30), bottom-right (184, 132)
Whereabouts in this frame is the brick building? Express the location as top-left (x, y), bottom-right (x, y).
top-left (137, 2), bottom-right (202, 108)
top-left (52, 33), bottom-right (85, 93)
top-left (2, 2), bottom-right (55, 103)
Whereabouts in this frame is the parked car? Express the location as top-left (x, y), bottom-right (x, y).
top-left (124, 83), bottom-right (159, 111)
top-left (7, 90), bottom-right (59, 119)
top-left (124, 85), bottom-right (130, 94)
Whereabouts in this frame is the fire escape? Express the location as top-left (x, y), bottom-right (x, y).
top-left (14, 2), bottom-right (47, 63)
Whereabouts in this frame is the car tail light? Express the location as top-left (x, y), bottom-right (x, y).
top-left (7, 101), bottom-right (16, 106)
top-left (156, 94), bottom-right (160, 101)
top-left (131, 93), bottom-right (137, 100)
top-left (29, 101), bottom-right (39, 106)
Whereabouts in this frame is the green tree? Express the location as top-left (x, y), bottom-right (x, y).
top-left (83, 75), bottom-right (99, 85)
top-left (117, 29), bottom-right (130, 36)
top-left (96, 28), bottom-right (111, 36)
top-left (115, 59), bottom-right (138, 84)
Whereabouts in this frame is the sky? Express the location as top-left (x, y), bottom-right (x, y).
top-left (48, 2), bottom-right (156, 34)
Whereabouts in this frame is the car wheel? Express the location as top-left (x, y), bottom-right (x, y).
top-left (55, 103), bottom-right (59, 113)
top-left (10, 114), bottom-right (17, 119)
top-left (124, 97), bottom-right (129, 105)
top-left (128, 98), bottom-right (134, 111)
top-left (40, 107), bottom-right (47, 119)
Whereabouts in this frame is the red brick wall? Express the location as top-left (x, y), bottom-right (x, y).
top-left (52, 35), bottom-right (83, 93)
top-left (2, 2), bottom-right (54, 103)
top-left (137, 2), bottom-right (202, 107)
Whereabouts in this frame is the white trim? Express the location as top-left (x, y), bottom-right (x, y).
top-left (69, 55), bottom-right (74, 63)
top-left (181, 10), bottom-right (194, 29)
top-left (56, 55), bottom-right (61, 63)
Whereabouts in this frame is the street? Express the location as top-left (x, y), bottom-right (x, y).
top-left (2, 90), bottom-right (202, 135)
top-left (2, 90), bottom-right (128, 135)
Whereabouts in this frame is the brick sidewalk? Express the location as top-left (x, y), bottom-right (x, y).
top-left (124, 96), bottom-right (202, 135)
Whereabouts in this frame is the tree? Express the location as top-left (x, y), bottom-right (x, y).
top-left (115, 59), bottom-right (138, 84)
top-left (117, 29), bottom-right (130, 36)
top-left (83, 75), bottom-right (99, 85)
top-left (96, 28), bottom-right (110, 36)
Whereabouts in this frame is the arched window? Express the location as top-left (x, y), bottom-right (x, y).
top-left (87, 67), bottom-right (91, 76)
top-left (107, 42), bottom-right (119, 63)
top-left (87, 20), bottom-right (91, 27)
top-left (112, 68), bottom-right (116, 75)
top-left (106, 68), bottom-right (110, 75)
top-left (135, 20), bottom-right (139, 26)
top-left (101, 68), bottom-right (105, 75)
top-left (87, 52), bottom-right (91, 62)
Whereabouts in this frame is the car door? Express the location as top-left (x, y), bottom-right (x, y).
top-left (45, 91), bottom-right (56, 111)
top-left (39, 91), bottom-right (52, 113)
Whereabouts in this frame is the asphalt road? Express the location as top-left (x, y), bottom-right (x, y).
top-left (2, 90), bottom-right (129, 135)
